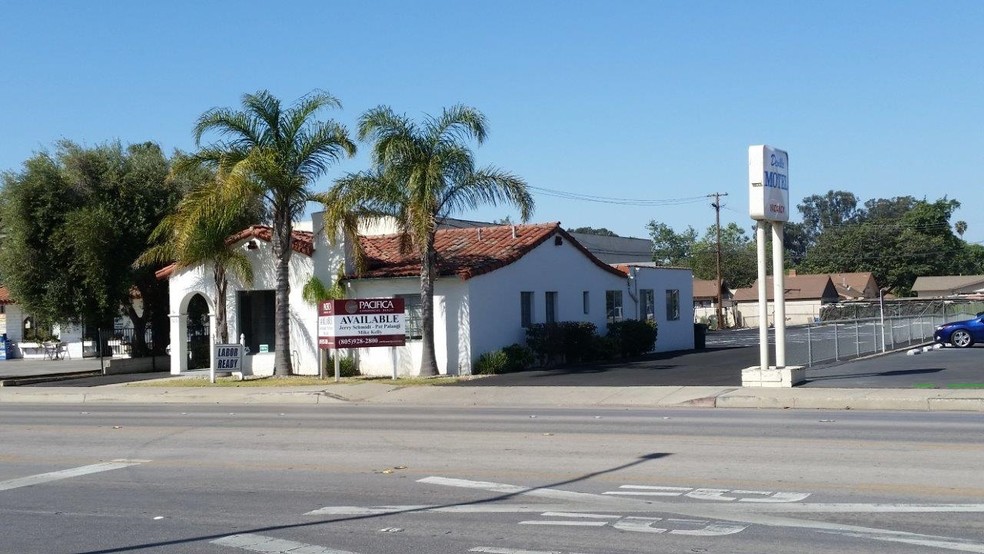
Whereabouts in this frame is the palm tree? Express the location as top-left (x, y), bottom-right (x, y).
top-left (956, 220), bottom-right (968, 239)
top-left (136, 166), bottom-right (259, 343)
top-left (323, 105), bottom-right (534, 376)
top-left (191, 90), bottom-right (356, 375)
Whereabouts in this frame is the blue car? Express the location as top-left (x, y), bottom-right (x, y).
top-left (935, 313), bottom-right (984, 348)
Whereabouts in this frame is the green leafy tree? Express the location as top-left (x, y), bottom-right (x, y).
top-left (802, 197), bottom-right (965, 294)
top-left (190, 90), bottom-right (356, 375)
top-left (135, 164), bottom-right (261, 343)
top-left (691, 223), bottom-right (757, 288)
top-left (324, 105), bottom-right (534, 376)
top-left (647, 222), bottom-right (697, 266)
top-left (0, 141), bottom-right (181, 354)
top-left (798, 190), bottom-right (860, 245)
top-left (568, 226), bottom-right (619, 237)
top-left (647, 221), bottom-right (755, 287)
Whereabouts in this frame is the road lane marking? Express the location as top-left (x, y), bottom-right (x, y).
top-left (469, 546), bottom-right (592, 554)
top-left (604, 485), bottom-right (810, 503)
top-left (305, 505), bottom-right (584, 516)
top-left (0, 459), bottom-right (150, 492)
top-left (520, 521), bottom-right (608, 527)
top-left (418, 475), bottom-right (984, 551)
top-left (539, 512), bottom-right (618, 519)
top-left (211, 533), bottom-right (360, 554)
top-left (604, 485), bottom-right (689, 496)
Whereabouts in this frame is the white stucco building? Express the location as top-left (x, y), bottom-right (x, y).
top-left (159, 215), bottom-right (695, 377)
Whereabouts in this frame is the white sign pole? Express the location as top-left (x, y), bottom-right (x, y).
top-left (391, 347), bottom-right (398, 380)
top-left (334, 352), bottom-right (341, 383)
top-left (772, 221), bottom-right (786, 368)
top-left (756, 221), bottom-right (769, 371)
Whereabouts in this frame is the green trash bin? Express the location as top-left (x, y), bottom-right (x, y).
top-left (693, 323), bottom-right (707, 350)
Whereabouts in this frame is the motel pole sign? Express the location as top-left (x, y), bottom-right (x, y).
top-left (744, 145), bottom-right (804, 388)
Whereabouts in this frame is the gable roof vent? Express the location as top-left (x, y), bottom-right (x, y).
top-left (554, 236), bottom-right (563, 246)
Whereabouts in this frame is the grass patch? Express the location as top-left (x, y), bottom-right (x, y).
top-left (911, 383), bottom-right (984, 389)
top-left (126, 374), bottom-right (465, 388)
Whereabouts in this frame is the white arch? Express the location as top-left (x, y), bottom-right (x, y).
top-left (169, 290), bottom-right (215, 375)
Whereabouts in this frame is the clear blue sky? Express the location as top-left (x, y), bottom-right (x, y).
top-left (2, 1), bottom-right (982, 244)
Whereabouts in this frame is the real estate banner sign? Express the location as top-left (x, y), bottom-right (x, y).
top-left (318, 298), bottom-right (406, 349)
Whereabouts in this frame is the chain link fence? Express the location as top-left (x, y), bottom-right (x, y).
top-left (787, 299), bottom-right (983, 368)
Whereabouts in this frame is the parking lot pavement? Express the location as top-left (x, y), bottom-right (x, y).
top-left (802, 344), bottom-right (984, 388)
top-left (454, 346), bottom-right (756, 387)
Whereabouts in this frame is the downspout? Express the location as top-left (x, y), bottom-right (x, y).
top-left (625, 266), bottom-right (639, 319)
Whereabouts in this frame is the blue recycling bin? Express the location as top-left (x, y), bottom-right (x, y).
top-left (0, 334), bottom-right (8, 360)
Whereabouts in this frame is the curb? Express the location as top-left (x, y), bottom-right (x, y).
top-left (2, 384), bottom-right (983, 412)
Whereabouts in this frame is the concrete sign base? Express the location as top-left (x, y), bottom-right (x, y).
top-left (742, 366), bottom-right (805, 388)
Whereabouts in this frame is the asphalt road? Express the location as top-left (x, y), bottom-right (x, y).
top-left (2, 404), bottom-right (982, 553)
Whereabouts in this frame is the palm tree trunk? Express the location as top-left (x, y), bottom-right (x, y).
top-left (418, 237), bottom-right (439, 376)
top-left (214, 265), bottom-right (228, 344)
top-left (273, 211), bottom-right (294, 376)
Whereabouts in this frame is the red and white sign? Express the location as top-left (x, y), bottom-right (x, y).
top-left (318, 298), bottom-right (406, 349)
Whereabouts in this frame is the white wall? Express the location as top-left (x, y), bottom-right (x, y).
top-left (166, 233), bottom-right (325, 376)
top-left (630, 267), bottom-right (695, 352)
top-left (734, 299), bottom-right (823, 327)
top-left (467, 234), bottom-right (628, 362)
top-left (345, 277), bottom-right (459, 377)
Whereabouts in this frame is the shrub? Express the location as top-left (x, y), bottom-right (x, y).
top-left (475, 350), bottom-right (509, 374)
top-left (606, 319), bottom-right (658, 357)
top-left (475, 344), bottom-right (535, 374)
top-left (525, 323), bottom-right (566, 366)
top-left (501, 343), bottom-right (535, 371)
top-left (526, 321), bottom-right (600, 366)
top-left (325, 355), bottom-right (360, 377)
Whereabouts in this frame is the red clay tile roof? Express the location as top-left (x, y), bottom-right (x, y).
top-left (155, 225), bottom-right (315, 279)
top-left (355, 222), bottom-right (627, 281)
top-left (0, 286), bottom-right (14, 305)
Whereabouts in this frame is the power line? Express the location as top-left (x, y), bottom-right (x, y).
top-left (527, 186), bottom-right (708, 206)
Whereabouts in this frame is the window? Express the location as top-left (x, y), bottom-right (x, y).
top-left (238, 290), bottom-right (275, 353)
top-left (666, 289), bottom-right (680, 321)
top-left (521, 291), bottom-right (534, 327)
top-left (397, 294), bottom-right (422, 339)
top-left (606, 290), bottom-right (623, 324)
top-left (545, 291), bottom-right (558, 324)
top-left (582, 291), bottom-right (590, 315)
top-left (640, 289), bottom-right (655, 322)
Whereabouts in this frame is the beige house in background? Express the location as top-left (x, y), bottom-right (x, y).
top-left (911, 275), bottom-right (984, 298)
top-left (693, 279), bottom-right (735, 328)
top-left (732, 274), bottom-right (840, 327)
top-left (827, 272), bottom-right (879, 300)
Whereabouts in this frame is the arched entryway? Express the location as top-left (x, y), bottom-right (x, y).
top-left (169, 291), bottom-right (216, 375)
top-left (187, 294), bottom-right (211, 369)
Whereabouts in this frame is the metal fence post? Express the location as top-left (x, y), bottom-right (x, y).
top-left (807, 325), bottom-right (812, 368)
top-left (854, 319), bottom-right (861, 358)
top-left (889, 316), bottom-right (895, 350)
top-left (834, 323), bottom-right (839, 361)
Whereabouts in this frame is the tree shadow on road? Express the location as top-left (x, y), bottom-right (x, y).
top-left (75, 452), bottom-right (672, 554)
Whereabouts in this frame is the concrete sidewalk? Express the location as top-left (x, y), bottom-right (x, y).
top-left (1, 380), bottom-right (983, 412)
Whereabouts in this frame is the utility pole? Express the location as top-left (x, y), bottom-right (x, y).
top-left (709, 192), bottom-right (729, 329)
